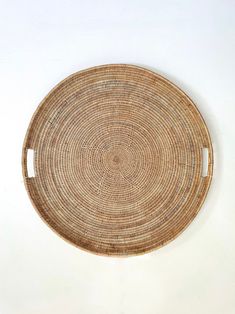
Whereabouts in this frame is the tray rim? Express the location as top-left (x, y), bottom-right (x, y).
top-left (22, 63), bottom-right (214, 256)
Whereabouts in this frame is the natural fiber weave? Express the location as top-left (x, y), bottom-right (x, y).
top-left (22, 64), bottom-right (213, 256)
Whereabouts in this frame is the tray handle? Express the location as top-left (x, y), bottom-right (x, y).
top-left (23, 148), bottom-right (36, 178)
top-left (202, 147), bottom-right (209, 177)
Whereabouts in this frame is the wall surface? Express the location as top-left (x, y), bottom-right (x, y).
top-left (0, 1), bottom-right (235, 313)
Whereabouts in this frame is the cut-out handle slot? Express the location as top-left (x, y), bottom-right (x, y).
top-left (26, 149), bottom-right (35, 178)
top-left (202, 147), bottom-right (209, 177)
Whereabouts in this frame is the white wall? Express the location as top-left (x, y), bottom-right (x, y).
top-left (0, 1), bottom-right (235, 313)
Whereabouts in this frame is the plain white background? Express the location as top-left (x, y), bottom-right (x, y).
top-left (0, 0), bottom-right (235, 313)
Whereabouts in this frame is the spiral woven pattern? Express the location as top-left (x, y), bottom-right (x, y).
top-left (22, 64), bottom-right (213, 255)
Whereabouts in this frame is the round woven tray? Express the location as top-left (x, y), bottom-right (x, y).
top-left (22, 64), bottom-right (213, 256)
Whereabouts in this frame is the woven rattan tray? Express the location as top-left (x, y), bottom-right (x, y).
top-left (22, 64), bottom-right (213, 256)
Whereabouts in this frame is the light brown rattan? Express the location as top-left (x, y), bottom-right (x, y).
top-left (22, 64), bottom-right (213, 256)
